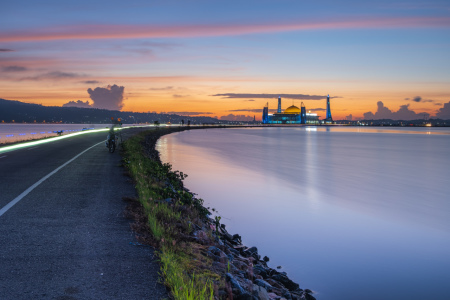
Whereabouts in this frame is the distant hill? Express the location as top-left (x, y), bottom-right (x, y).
top-left (0, 98), bottom-right (219, 124)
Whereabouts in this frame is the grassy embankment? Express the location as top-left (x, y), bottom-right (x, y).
top-left (122, 128), bottom-right (222, 299)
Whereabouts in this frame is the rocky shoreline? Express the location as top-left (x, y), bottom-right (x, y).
top-left (138, 126), bottom-right (316, 300)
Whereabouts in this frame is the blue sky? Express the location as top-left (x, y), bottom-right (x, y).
top-left (1, 0), bottom-right (449, 120)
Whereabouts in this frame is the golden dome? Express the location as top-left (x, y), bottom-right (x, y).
top-left (283, 105), bottom-right (301, 114)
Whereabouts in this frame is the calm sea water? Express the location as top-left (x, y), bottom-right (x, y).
top-left (157, 126), bottom-right (450, 300)
top-left (0, 124), bottom-right (138, 144)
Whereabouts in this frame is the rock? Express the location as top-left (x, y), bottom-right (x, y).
top-left (271, 274), bottom-right (299, 291)
top-left (233, 259), bottom-right (249, 271)
top-left (268, 292), bottom-right (281, 300)
top-left (213, 261), bottom-right (227, 271)
top-left (304, 293), bottom-right (316, 300)
top-left (235, 293), bottom-right (253, 300)
top-left (232, 233), bottom-right (242, 243)
top-left (266, 278), bottom-right (285, 289)
top-left (253, 265), bottom-right (268, 279)
top-left (289, 292), bottom-right (304, 300)
top-left (253, 284), bottom-right (270, 300)
top-left (254, 279), bottom-right (273, 292)
top-left (263, 256), bottom-right (270, 262)
top-left (226, 273), bottom-right (245, 295)
top-left (282, 290), bottom-right (292, 300)
top-left (192, 230), bottom-right (210, 244)
top-left (208, 246), bottom-right (225, 257)
top-left (218, 289), bottom-right (228, 300)
top-left (243, 246), bottom-right (260, 260)
top-left (227, 253), bottom-right (234, 262)
top-left (228, 247), bottom-right (240, 256)
top-left (222, 232), bottom-right (234, 242)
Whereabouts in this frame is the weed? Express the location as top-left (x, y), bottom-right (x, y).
top-left (122, 129), bottom-right (220, 299)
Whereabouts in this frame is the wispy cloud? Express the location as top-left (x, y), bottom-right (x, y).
top-left (214, 93), bottom-right (336, 100)
top-left (81, 80), bottom-right (101, 84)
top-left (229, 108), bottom-right (275, 113)
top-left (20, 71), bottom-right (85, 81)
top-left (1, 17), bottom-right (449, 42)
top-left (407, 95), bottom-right (438, 103)
top-left (0, 49), bottom-right (14, 52)
top-left (229, 107), bottom-right (325, 113)
top-left (2, 66), bottom-right (27, 72)
top-left (150, 86), bottom-right (174, 91)
top-left (172, 94), bottom-right (190, 98)
top-left (167, 111), bottom-right (214, 116)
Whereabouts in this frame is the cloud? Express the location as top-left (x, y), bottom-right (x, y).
top-left (220, 114), bottom-right (254, 121)
top-left (1, 17), bottom-right (449, 42)
top-left (363, 101), bottom-right (430, 120)
top-left (62, 100), bottom-right (92, 108)
top-left (213, 93), bottom-right (336, 100)
top-left (81, 80), bottom-right (101, 84)
top-left (0, 49), bottom-right (14, 52)
top-left (21, 71), bottom-right (84, 81)
top-left (309, 108), bottom-right (326, 111)
top-left (173, 94), bottom-right (189, 98)
top-left (435, 101), bottom-right (450, 119)
top-left (228, 108), bottom-right (275, 113)
top-left (244, 99), bottom-right (255, 102)
top-left (167, 111), bottom-right (214, 116)
top-left (150, 86), bottom-right (174, 91)
top-left (87, 84), bottom-right (125, 110)
top-left (2, 66), bottom-right (27, 72)
top-left (345, 114), bottom-right (353, 121)
top-left (406, 95), bottom-right (437, 103)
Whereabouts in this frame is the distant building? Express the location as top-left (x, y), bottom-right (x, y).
top-left (324, 94), bottom-right (333, 123)
top-left (262, 98), bottom-right (319, 124)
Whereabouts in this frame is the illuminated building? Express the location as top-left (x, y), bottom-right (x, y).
top-left (262, 98), bottom-right (319, 124)
top-left (324, 94), bottom-right (333, 123)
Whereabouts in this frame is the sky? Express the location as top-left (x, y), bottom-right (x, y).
top-left (1, 0), bottom-right (450, 121)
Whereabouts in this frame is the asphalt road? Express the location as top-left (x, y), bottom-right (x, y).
top-left (0, 128), bottom-right (168, 299)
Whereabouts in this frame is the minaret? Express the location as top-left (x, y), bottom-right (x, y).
top-left (326, 94), bottom-right (332, 121)
top-left (277, 96), bottom-right (281, 113)
top-left (301, 102), bottom-right (306, 124)
top-left (262, 102), bottom-right (269, 124)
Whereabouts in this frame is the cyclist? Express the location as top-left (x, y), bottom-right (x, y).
top-left (106, 125), bottom-right (116, 150)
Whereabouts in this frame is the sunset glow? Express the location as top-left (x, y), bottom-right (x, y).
top-left (1, 0), bottom-right (449, 121)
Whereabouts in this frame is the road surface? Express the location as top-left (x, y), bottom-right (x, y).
top-left (0, 128), bottom-right (168, 299)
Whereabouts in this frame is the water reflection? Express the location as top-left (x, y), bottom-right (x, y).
top-left (158, 127), bottom-right (450, 300)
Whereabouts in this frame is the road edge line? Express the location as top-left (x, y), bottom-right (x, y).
top-left (0, 141), bottom-right (104, 217)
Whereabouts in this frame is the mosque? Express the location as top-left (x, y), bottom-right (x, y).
top-left (262, 95), bottom-right (332, 124)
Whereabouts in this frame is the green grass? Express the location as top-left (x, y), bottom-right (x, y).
top-left (122, 129), bottom-right (219, 300)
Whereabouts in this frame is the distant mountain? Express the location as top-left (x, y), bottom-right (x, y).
top-left (0, 98), bottom-right (220, 124)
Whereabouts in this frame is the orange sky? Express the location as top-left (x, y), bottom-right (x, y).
top-left (1, 2), bottom-right (449, 121)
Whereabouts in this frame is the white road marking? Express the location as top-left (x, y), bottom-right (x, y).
top-left (27, 147), bottom-right (38, 151)
top-left (0, 141), bottom-right (103, 217)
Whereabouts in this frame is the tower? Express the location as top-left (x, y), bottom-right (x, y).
top-left (301, 102), bottom-right (306, 124)
top-left (277, 96), bottom-right (281, 113)
top-left (262, 102), bottom-right (269, 124)
top-left (326, 94), bottom-right (332, 121)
